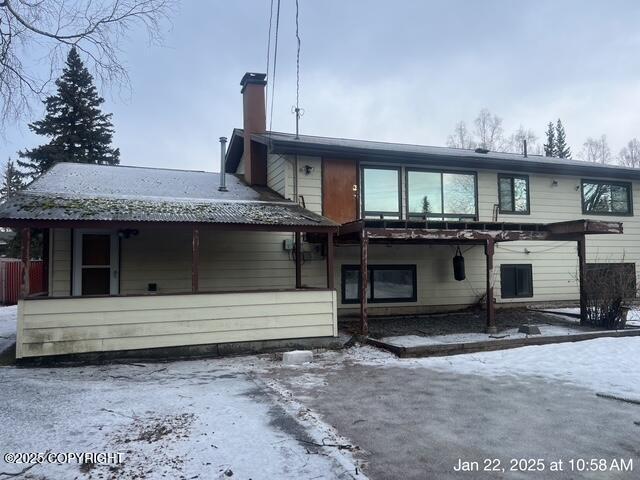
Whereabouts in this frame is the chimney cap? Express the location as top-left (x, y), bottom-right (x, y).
top-left (240, 72), bottom-right (267, 92)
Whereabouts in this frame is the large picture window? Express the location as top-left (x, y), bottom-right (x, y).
top-left (342, 264), bottom-right (417, 303)
top-left (498, 174), bottom-right (530, 214)
top-left (407, 169), bottom-right (477, 220)
top-left (500, 264), bottom-right (533, 299)
top-left (582, 180), bottom-right (632, 215)
top-left (361, 167), bottom-right (401, 218)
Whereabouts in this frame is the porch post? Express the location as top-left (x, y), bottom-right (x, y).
top-left (326, 232), bottom-right (335, 290)
top-left (20, 227), bottom-right (31, 299)
top-left (360, 228), bottom-right (369, 336)
top-left (192, 225), bottom-right (199, 293)
top-left (485, 238), bottom-right (497, 333)
top-left (577, 235), bottom-right (587, 325)
top-left (295, 232), bottom-right (302, 288)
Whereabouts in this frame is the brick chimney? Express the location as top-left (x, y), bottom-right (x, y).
top-left (240, 72), bottom-right (267, 185)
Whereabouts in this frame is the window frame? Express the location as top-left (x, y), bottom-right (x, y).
top-left (497, 173), bottom-right (530, 215)
top-left (360, 166), bottom-right (403, 219)
top-left (580, 179), bottom-right (633, 216)
top-left (500, 264), bottom-right (533, 299)
top-left (405, 167), bottom-right (479, 221)
top-left (341, 264), bottom-right (417, 304)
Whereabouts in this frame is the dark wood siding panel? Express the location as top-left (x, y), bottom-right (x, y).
top-left (322, 158), bottom-right (357, 224)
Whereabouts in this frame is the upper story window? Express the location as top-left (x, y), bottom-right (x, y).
top-left (581, 180), bottom-right (633, 215)
top-left (407, 169), bottom-right (477, 220)
top-left (362, 167), bottom-right (401, 218)
top-left (498, 174), bottom-right (530, 214)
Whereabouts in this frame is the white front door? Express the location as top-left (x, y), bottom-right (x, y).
top-left (72, 230), bottom-right (119, 296)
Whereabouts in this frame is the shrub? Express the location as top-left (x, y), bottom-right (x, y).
top-left (581, 263), bottom-right (637, 330)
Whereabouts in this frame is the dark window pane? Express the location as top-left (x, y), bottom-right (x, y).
top-left (82, 234), bottom-right (110, 266)
top-left (443, 173), bottom-right (475, 215)
top-left (363, 168), bottom-right (399, 214)
top-left (344, 268), bottom-right (359, 301)
top-left (82, 268), bottom-right (110, 295)
top-left (516, 267), bottom-right (532, 296)
top-left (501, 264), bottom-right (532, 298)
top-left (373, 269), bottom-right (414, 300)
top-left (501, 266), bottom-right (517, 298)
top-left (513, 178), bottom-right (528, 212)
top-left (407, 171), bottom-right (442, 214)
top-left (499, 177), bottom-right (513, 211)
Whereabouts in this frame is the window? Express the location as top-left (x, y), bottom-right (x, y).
top-left (361, 167), bottom-right (401, 218)
top-left (582, 180), bottom-right (632, 215)
top-left (407, 169), bottom-right (477, 220)
top-left (498, 174), bottom-right (529, 214)
top-left (500, 264), bottom-right (533, 298)
top-left (342, 264), bottom-right (417, 303)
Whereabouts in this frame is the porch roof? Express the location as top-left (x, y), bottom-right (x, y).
top-left (337, 218), bottom-right (623, 243)
top-left (0, 163), bottom-right (338, 232)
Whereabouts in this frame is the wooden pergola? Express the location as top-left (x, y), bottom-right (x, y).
top-left (337, 218), bottom-right (624, 335)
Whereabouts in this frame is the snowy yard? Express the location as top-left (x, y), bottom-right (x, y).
top-left (0, 305), bottom-right (16, 356)
top-left (2, 300), bottom-right (640, 478)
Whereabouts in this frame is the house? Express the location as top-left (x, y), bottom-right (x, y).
top-left (0, 71), bottom-right (633, 359)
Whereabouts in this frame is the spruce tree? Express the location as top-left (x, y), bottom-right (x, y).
top-left (543, 122), bottom-right (555, 157)
top-left (555, 119), bottom-right (571, 158)
top-left (18, 47), bottom-right (120, 178)
top-left (0, 158), bottom-right (24, 198)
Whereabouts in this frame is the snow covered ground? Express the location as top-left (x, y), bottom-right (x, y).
top-left (379, 323), bottom-right (590, 348)
top-left (0, 355), bottom-right (365, 479)
top-left (543, 306), bottom-right (640, 327)
top-left (345, 338), bottom-right (640, 399)
top-left (0, 305), bottom-right (16, 355)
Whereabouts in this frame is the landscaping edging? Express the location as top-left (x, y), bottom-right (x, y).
top-left (367, 328), bottom-right (640, 358)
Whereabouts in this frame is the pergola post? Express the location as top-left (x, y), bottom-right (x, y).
top-left (295, 232), bottom-right (302, 288)
top-left (192, 225), bottom-right (199, 293)
top-left (20, 227), bottom-right (31, 299)
top-left (485, 238), bottom-right (497, 333)
top-left (577, 235), bottom-right (587, 325)
top-left (360, 228), bottom-right (369, 336)
top-left (326, 232), bottom-right (335, 290)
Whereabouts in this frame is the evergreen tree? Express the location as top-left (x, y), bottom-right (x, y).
top-left (543, 122), bottom-right (555, 157)
top-left (0, 158), bottom-right (24, 198)
top-left (18, 47), bottom-right (120, 178)
top-left (555, 119), bottom-right (571, 158)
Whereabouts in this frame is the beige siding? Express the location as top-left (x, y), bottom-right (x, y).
top-left (267, 153), bottom-right (287, 197)
top-left (16, 289), bottom-right (337, 358)
top-left (51, 228), bottom-right (71, 297)
top-left (119, 227), bottom-right (327, 294)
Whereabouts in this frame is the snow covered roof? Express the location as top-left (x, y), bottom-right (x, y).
top-left (0, 163), bottom-right (337, 230)
top-left (226, 129), bottom-right (640, 181)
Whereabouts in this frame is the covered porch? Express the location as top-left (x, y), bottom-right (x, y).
top-left (337, 218), bottom-right (624, 335)
top-left (8, 220), bottom-right (339, 359)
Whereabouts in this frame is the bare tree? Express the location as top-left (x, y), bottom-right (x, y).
top-left (618, 138), bottom-right (640, 168)
top-left (0, 0), bottom-right (173, 128)
top-left (582, 135), bottom-right (611, 164)
top-left (474, 108), bottom-right (503, 151)
top-left (503, 125), bottom-right (540, 155)
top-left (446, 121), bottom-right (476, 150)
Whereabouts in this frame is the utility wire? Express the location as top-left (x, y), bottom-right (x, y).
top-left (294, 0), bottom-right (302, 138)
top-left (265, 0), bottom-right (274, 115)
top-left (269, 0), bottom-right (281, 134)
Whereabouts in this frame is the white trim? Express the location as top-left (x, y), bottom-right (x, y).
top-left (72, 229), bottom-right (119, 296)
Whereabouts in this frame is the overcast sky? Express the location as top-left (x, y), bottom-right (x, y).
top-left (2, 0), bottom-right (640, 172)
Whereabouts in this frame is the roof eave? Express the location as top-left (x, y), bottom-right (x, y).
top-left (256, 136), bottom-right (640, 181)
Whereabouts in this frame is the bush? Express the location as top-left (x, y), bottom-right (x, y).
top-left (582, 263), bottom-right (636, 330)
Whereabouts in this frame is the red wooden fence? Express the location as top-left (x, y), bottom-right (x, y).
top-left (0, 259), bottom-right (45, 305)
